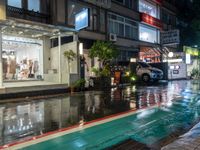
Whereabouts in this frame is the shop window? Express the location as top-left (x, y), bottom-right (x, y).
top-left (100, 10), bottom-right (105, 32)
top-left (113, 0), bottom-right (133, 9)
top-left (28, 0), bottom-right (40, 12)
top-left (139, 24), bottom-right (160, 43)
top-left (2, 35), bottom-right (43, 81)
top-left (8, 0), bottom-right (22, 8)
top-left (139, 0), bottom-right (159, 19)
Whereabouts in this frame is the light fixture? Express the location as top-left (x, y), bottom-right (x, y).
top-left (79, 43), bottom-right (83, 55)
top-left (168, 52), bottom-right (174, 58)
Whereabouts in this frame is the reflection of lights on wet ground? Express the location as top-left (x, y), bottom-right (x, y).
top-left (166, 101), bottom-right (173, 107)
top-left (137, 109), bottom-right (155, 119)
top-left (73, 139), bottom-right (87, 148)
top-left (130, 101), bottom-right (136, 109)
top-left (126, 87), bottom-right (131, 95)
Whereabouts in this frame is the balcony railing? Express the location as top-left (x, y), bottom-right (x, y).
top-left (6, 6), bottom-right (50, 24)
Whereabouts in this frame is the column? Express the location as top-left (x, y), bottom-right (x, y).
top-left (58, 35), bottom-right (61, 83)
top-left (0, 31), bottom-right (3, 87)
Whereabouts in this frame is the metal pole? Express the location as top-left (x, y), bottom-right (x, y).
top-left (58, 35), bottom-right (61, 83)
top-left (0, 31), bottom-right (3, 87)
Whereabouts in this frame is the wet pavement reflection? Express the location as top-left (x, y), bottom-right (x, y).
top-left (0, 80), bottom-right (197, 146)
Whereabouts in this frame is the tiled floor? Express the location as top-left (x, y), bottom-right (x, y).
top-left (162, 122), bottom-right (200, 150)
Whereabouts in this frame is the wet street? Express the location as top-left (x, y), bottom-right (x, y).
top-left (0, 80), bottom-right (200, 149)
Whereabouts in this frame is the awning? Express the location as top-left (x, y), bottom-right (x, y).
top-left (0, 18), bottom-right (77, 38)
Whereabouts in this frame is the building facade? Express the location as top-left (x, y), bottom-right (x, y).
top-left (0, 0), bottom-right (80, 87)
top-left (66, 0), bottom-right (179, 79)
top-left (0, 0), bottom-right (180, 87)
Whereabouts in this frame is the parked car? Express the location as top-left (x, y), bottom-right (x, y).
top-left (135, 62), bottom-right (163, 82)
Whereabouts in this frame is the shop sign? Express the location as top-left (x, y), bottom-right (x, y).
top-left (83, 0), bottom-right (111, 9)
top-left (186, 53), bottom-right (191, 64)
top-left (161, 30), bottom-right (180, 45)
top-left (0, 0), bottom-right (6, 20)
top-left (183, 46), bottom-right (199, 56)
top-left (75, 9), bottom-right (89, 31)
top-left (140, 13), bottom-right (163, 29)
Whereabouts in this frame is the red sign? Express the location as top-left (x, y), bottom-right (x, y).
top-left (140, 13), bottom-right (163, 29)
top-left (153, 0), bottom-right (162, 5)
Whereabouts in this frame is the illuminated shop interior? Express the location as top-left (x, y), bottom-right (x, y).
top-left (2, 35), bottom-right (43, 81)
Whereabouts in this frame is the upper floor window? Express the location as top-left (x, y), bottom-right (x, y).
top-left (28, 0), bottom-right (40, 12)
top-left (108, 13), bottom-right (138, 39)
top-left (113, 0), bottom-right (133, 9)
top-left (139, 24), bottom-right (160, 43)
top-left (139, 0), bottom-right (160, 19)
top-left (8, 0), bottom-right (22, 8)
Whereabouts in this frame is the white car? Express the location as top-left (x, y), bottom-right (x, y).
top-left (136, 62), bottom-right (163, 82)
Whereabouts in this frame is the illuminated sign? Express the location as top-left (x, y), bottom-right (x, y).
top-left (140, 13), bottom-right (163, 29)
top-left (161, 30), bottom-right (180, 45)
top-left (75, 9), bottom-right (89, 31)
top-left (0, 0), bottom-right (6, 20)
top-left (183, 46), bottom-right (199, 56)
top-left (186, 54), bottom-right (191, 64)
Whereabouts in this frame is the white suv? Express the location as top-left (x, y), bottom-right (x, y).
top-left (136, 62), bottom-right (163, 82)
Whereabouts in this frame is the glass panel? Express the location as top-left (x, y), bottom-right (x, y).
top-left (8, 0), bottom-right (22, 8)
top-left (2, 35), bottom-right (43, 81)
top-left (139, 0), bottom-right (157, 18)
top-left (28, 0), bottom-right (40, 12)
top-left (139, 24), bottom-right (158, 43)
top-left (100, 10), bottom-right (105, 32)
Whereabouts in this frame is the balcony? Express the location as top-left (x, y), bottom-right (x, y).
top-left (6, 6), bottom-right (50, 24)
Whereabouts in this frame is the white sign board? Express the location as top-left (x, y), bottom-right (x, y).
top-left (186, 53), bottom-right (191, 64)
top-left (161, 30), bottom-right (180, 45)
top-left (83, 0), bottom-right (111, 9)
top-left (75, 9), bottom-right (89, 31)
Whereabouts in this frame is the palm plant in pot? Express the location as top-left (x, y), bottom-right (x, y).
top-left (89, 41), bottom-right (118, 89)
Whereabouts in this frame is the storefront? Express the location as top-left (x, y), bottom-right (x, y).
top-left (163, 52), bottom-right (187, 80)
top-left (184, 46), bottom-right (199, 78)
top-left (139, 46), bottom-right (161, 63)
top-left (0, 19), bottom-right (77, 87)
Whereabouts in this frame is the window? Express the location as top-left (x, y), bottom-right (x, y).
top-left (8, 0), bottom-right (22, 8)
top-left (113, 0), bottom-right (133, 9)
top-left (139, 24), bottom-right (160, 43)
top-left (139, 0), bottom-right (159, 19)
top-left (28, 0), bottom-right (40, 12)
top-left (108, 13), bottom-right (138, 39)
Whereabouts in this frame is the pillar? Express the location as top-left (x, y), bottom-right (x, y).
top-left (0, 32), bottom-right (3, 87)
top-left (58, 35), bottom-right (61, 83)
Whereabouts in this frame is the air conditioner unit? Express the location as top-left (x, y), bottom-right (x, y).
top-left (109, 33), bottom-right (117, 42)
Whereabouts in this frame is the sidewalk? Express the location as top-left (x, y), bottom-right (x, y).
top-left (0, 81), bottom-right (69, 100)
top-left (162, 122), bottom-right (200, 150)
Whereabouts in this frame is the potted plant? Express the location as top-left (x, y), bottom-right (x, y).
top-left (89, 41), bottom-right (118, 89)
top-left (70, 79), bottom-right (86, 93)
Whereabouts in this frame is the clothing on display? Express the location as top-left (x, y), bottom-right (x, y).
top-left (2, 52), bottom-right (40, 80)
